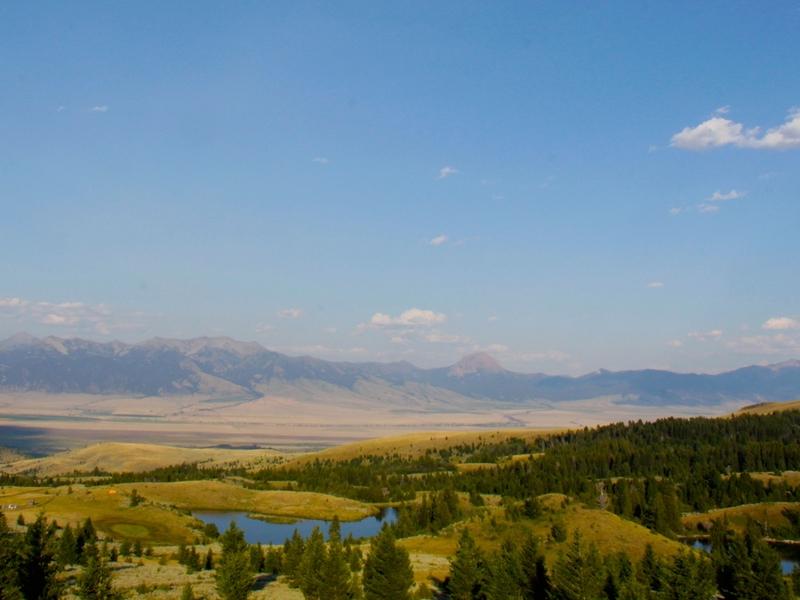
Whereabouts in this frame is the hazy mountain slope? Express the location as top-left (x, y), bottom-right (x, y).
top-left (1, 334), bottom-right (799, 406)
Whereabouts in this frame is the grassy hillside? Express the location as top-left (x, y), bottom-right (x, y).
top-left (0, 485), bottom-right (200, 544)
top-left (115, 480), bottom-right (377, 520)
top-left (682, 501), bottom-right (800, 534)
top-left (1, 442), bottom-right (283, 476)
top-left (0, 480), bottom-right (378, 544)
top-left (399, 494), bottom-right (687, 585)
top-left (285, 428), bottom-right (556, 466)
top-left (736, 398), bottom-right (800, 415)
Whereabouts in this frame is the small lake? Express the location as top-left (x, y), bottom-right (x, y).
top-left (194, 507), bottom-right (398, 545)
top-left (688, 539), bottom-right (800, 576)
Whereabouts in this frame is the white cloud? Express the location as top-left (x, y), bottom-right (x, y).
top-left (41, 313), bottom-right (76, 326)
top-left (424, 332), bottom-right (470, 344)
top-left (709, 189), bottom-right (745, 202)
top-left (763, 317), bottom-right (800, 331)
top-left (728, 332), bottom-right (800, 355)
top-left (255, 323), bottom-right (274, 333)
top-left (0, 296), bottom-right (141, 335)
top-left (429, 234), bottom-right (448, 247)
top-left (648, 145), bottom-right (659, 153)
top-left (0, 297), bottom-right (29, 308)
top-left (667, 339), bottom-right (684, 348)
top-left (688, 329), bottom-right (724, 342)
top-left (647, 281), bottom-right (665, 289)
top-left (438, 166), bottom-right (458, 179)
top-left (697, 203), bottom-right (720, 214)
top-left (277, 308), bottom-right (303, 319)
top-left (488, 315), bottom-right (499, 322)
top-left (669, 207), bottom-right (683, 216)
top-left (367, 308), bottom-right (446, 329)
top-left (671, 108), bottom-right (800, 150)
top-left (312, 157), bottom-right (329, 164)
top-left (714, 105), bottom-right (731, 115)
top-left (90, 105), bottom-right (109, 113)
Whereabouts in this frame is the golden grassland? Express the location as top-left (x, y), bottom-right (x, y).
top-left (748, 471), bottom-right (800, 487)
top-left (0, 480), bottom-right (377, 544)
top-left (1, 442), bottom-right (284, 477)
top-left (735, 399), bottom-right (800, 416)
top-left (57, 547), bottom-right (307, 600)
top-left (284, 428), bottom-right (558, 466)
top-left (682, 501), bottom-right (800, 533)
top-left (115, 480), bottom-right (377, 521)
top-left (0, 485), bottom-right (200, 544)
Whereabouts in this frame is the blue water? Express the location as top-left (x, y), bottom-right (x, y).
top-left (689, 539), bottom-right (799, 576)
top-left (194, 507), bottom-right (398, 545)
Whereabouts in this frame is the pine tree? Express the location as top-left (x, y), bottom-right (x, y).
top-left (283, 529), bottom-right (306, 586)
top-left (322, 517), bottom-right (352, 600)
top-left (299, 526), bottom-right (327, 600)
top-left (78, 556), bottom-right (118, 600)
top-left (551, 532), bottom-right (604, 600)
top-left (248, 544), bottom-right (264, 573)
top-left (215, 522), bottom-right (253, 600)
top-left (204, 547), bottom-right (214, 570)
top-left (485, 540), bottom-right (523, 600)
top-left (449, 529), bottom-right (484, 600)
top-left (520, 534), bottom-right (550, 600)
top-left (76, 518), bottom-right (97, 565)
top-left (662, 551), bottom-right (715, 600)
top-left (19, 514), bottom-right (60, 600)
top-left (363, 525), bottom-right (414, 600)
top-left (57, 524), bottom-right (78, 567)
top-left (0, 511), bottom-right (23, 600)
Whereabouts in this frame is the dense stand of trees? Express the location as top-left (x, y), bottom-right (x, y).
top-left (4, 410), bottom-right (800, 598)
top-left (446, 525), bottom-right (795, 600)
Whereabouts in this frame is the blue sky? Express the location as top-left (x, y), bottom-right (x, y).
top-left (1, 2), bottom-right (799, 374)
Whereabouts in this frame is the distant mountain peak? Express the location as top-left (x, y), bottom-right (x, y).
top-left (0, 332), bottom-right (40, 348)
top-left (449, 352), bottom-right (505, 377)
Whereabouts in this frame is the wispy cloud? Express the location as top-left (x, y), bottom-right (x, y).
top-left (671, 108), bottom-right (800, 150)
top-left (277, 308), bottom-right (303, 319)
top-left (763, 317), bottom-right (800, 331)
top-left (709, 189), bottom-right (746, 202)
top-left (697, 203), bottom-right (720, 214)
top-left (0, 296), bottom-right (144, 335)
top-left (90, 105), bottom-right (109, 113)
top-left (713, 105), bottom-right (731, 116)
top-left (647, 281), bottom-right (665, 289)
top-left (312, 157), bottom-right (329, 164)
top-left (688, 329), bottom-right (724, 342)
top-left (438, 166), bottom-right (458, 179)
top-left (429, 234), bottom-right (448, 247)
top-left (255, 323), bottom-right (274, 333)
top-left (364, 308), bottom-right (447, 329)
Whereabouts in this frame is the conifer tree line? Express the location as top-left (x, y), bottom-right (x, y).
top-left (214, 517), bottom-right (416, 600)
top-left (0, 511), bottom-right (120, 600)
top-left (446, 524), bottom-right (795, 600)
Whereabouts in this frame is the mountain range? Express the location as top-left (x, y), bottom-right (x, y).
top-left (1, 333), bottom-right (799, 406)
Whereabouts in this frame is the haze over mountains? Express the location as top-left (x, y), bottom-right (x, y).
top-left (2, 333), bottom-right (799, 407)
